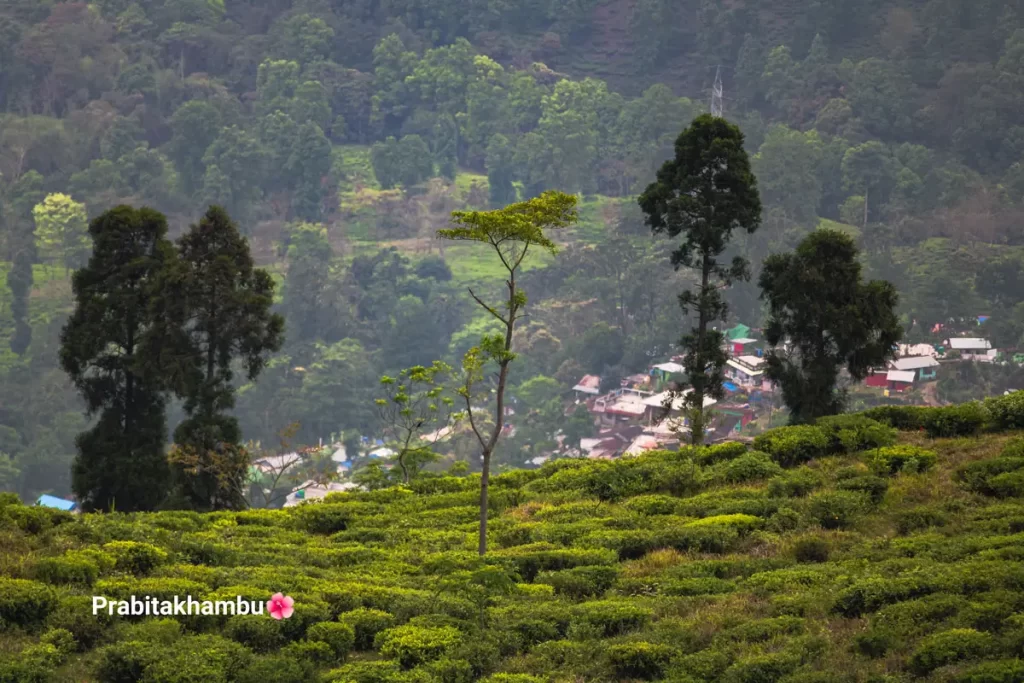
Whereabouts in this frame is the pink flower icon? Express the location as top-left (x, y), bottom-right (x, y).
top-left (267, 593), bottom-right (294, 620)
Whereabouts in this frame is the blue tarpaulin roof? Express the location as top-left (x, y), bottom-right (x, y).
top-left (36, 495), bottom-right (76, 511)
top-left (723, 382), bottom-right (739, 392)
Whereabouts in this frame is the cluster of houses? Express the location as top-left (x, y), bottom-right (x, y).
top-left (864, 337), bottom-right (997, 394)
top-left (568, 323), bottom-right (765, 459)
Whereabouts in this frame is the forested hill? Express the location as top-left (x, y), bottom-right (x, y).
top-left (3, 0), bottom-right (1024, 504)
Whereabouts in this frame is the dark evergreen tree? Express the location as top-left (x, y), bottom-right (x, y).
top-left (638, 114), bottom-right (762, 444)
top-left (759, 229), bottom-right (902, 424)
top-left (59, 206), bottom-right (175, 512)
top-left (149, 206), bottom-right (284, 511)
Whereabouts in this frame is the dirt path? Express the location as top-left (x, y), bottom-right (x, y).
top-left (921, 381), bottom-right (942, 407)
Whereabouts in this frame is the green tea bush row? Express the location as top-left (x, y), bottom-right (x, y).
top-left (754, 426), bottom-right (829, 467)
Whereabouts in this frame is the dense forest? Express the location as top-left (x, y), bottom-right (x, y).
top-left (3, 0), bottom-right (1024, 505)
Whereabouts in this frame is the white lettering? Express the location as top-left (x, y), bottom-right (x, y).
top-left (92, 596), bottom-right (107, 615)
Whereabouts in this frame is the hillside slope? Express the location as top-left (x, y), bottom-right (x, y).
top-left (4, 405), bottom-right (1024, 682)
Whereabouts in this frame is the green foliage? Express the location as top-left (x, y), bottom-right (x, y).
top-left (340, 608), bottom-right (397, 650)
top-left (638, 114), bottom-right (762, 444)
top-left (760, 230), bottom-right (901, 424)
top-left (375, 625), bottom-right (463, 668)
top-left (306, 621), bottom-right (356, 662)
top-left (984, 391), bottom-right (1024, 432)
top-left (861, 406), bottom-right (929, 430)
top-left (754, 426), bottom-right (830, 467)
top-left (924, 403), bottom-right (988, 438)
top-left (815, 415), bottom-right (897, 453)
top-left (607, 641), bottom-right (675, 680)
top-left (868, 445), bottom-right (938, 476)
top-left (0, 578), bottom-right (58, 629)
top-left (806, 490), bottom-right (870, 529)
top-left (909, 628), bottom-right (994, 675)
top-left (102, 541), bottom-right (168, 575)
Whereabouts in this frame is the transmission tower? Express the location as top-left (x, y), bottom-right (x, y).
top-left (710, 66), bottom-right (724, 118)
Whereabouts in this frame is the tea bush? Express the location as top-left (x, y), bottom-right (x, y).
top-left (375, 625), bottom-right (463, 668)
top-left (306, 621), bottom-right (356, 661)
top-left (909, 628), bottom-right (994, 675)
top-left (754, 426), bottom-right (830, 467)
top-left (984, 391), bottom-right (1024, 431)
top-left (868, 444), bottom-right (938, 475)
top-left (607, 641), bottom-right (675, 679)
top-left (862, 405), bottom-right (930, 430)
top-left (924, 403), bottom-right (987, 438)
top-left (815, 414), bottom-right (897, 453)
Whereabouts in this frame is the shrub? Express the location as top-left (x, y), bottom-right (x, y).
top-left (909, 628), bottom-right (993, 675)
top-left (44, 595), bottom-right (113, 649)
top-left (2, 505), bottom-right (74, 534)
top-left (698, 442), bottom-right (750, 465)
top-left (720, 653), bottom-right (800, 683)
top-left (869, 445), bottom-right (938, 476)
top-left (32, 554), bottom-right (99, 586)
top-left (815, 414), bottom-right (897, 453)
top-left (853, 630), bottom-right (893, 658)
top-left (571, 600), bottom-right (652, 636)
top-left (339, 608), bottom-right (396, 650)
top-left (293, 503), bottom-right (352, 534)
top-left (134, 634), bottom-right (252, 683)
top-left (793, 538), bottom-right (830, 563)
top-left (833, 576), bottom-right (939, 617)
top-left (306, 622), bottom-right (356, 662)
top-left (0, 578), bottom-right (58, 628)
top-left (754, 426), bottom-right (829, 467)
top-left (622, 494), bottom-right (679, 516)
top-left (861, 405), bottom-right (929, 430)
top-left (768, 468), bottom-right (822, 498)
top-left (375, 625), bottom-right (463, 668)
top-left (984, 391), bottom-right (1024, 431)
top-left (958, 458), bottom-right (1024, 497)
top-left (102, 541), bottom-right (168, 575)
top-left (236, 654), bottom-right (313, 683)
top-left (953, 659), bottom-right (1024, 683)
top-left (924, 403), bottom-right (987, 438)
top-left (607, 642), bottom-right (675, 680)
top-left (536, 565), bottom-right (619, 599)
top-left (480, 676), bottom-right (546, 683)
top-left (492, 543), bottom-right (617, 581)
top-left (223, 614), bottom-right (286, 653)
top-left (716, 452), bottom-right (784, 484)
top-left (895, 506), bottom-right (948, 534)
top-left (806, 490), bottom-right (870, 529)
top-left (93, 641), bottom-right (161, 683)
top-left (836, 475), bottom-right (889, 504)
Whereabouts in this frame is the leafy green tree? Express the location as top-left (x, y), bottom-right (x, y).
top-left (282, 222), bottom-right (334, 347)
top-left (300, 339), bottom-right (379, 441)
top-left (4, 173), bottom-right (42, 355)
top-left (371, 34), bottom-right (417, 135)
top-left (290, 80), bottom-right (332, 130)
top-left (841, 141), bottom-right (896, 224)
top-left (639, 114), bottom-right (762, 445)
top-left (166, 101), bottom-right (222, 194)
top-left (438, 190), bottom-right (577, 554)
top-left (148, 206), bottom-right (284, 511)
top-left (201, 126), bottom-right (267, 224)
top-left (32, 193), bottom-right (90, 273)
top-left (59, 206), bottom-right (176, 512)
top-left (759, 229), bottom-right (902, 424)
top-left (485, 134), bottom-right (517, 207)
top-left (753, 125), bottom-right (824, 226)
top-left (287, 123), bottom-right (332, 221)
top-left (375, 362), bottom-right (458, 484)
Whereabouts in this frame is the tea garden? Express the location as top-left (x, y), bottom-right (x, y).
top-left (3, 393), bottom-right (1024, 682)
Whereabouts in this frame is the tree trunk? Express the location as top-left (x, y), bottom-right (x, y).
top-left (478, 450), bottom-right (490, 554)
top-left (691, 254), bottom-right (711, 446)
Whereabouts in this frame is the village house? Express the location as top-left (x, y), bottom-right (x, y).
top-left (640, 390), bottom-right (717, 425)
top-left (650, 362), bottom-right (685, 385)
top-left (725, 355), bottom-right (766, 388)
top-left (572, 374), bottom-right (602, 399)
top-left (590, 387), bottom-right (653, 426)
top-left (948, 338), bottom-right (996, 362)
top-left (888, 355), bottom-right (940, 381)
top-left (867, 369), bottom-right (916, 393)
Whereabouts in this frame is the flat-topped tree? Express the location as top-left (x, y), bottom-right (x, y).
top-left (639, 114), bottom-right (762, 445)
top-left (438, 190), bottom-right (578, 555)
